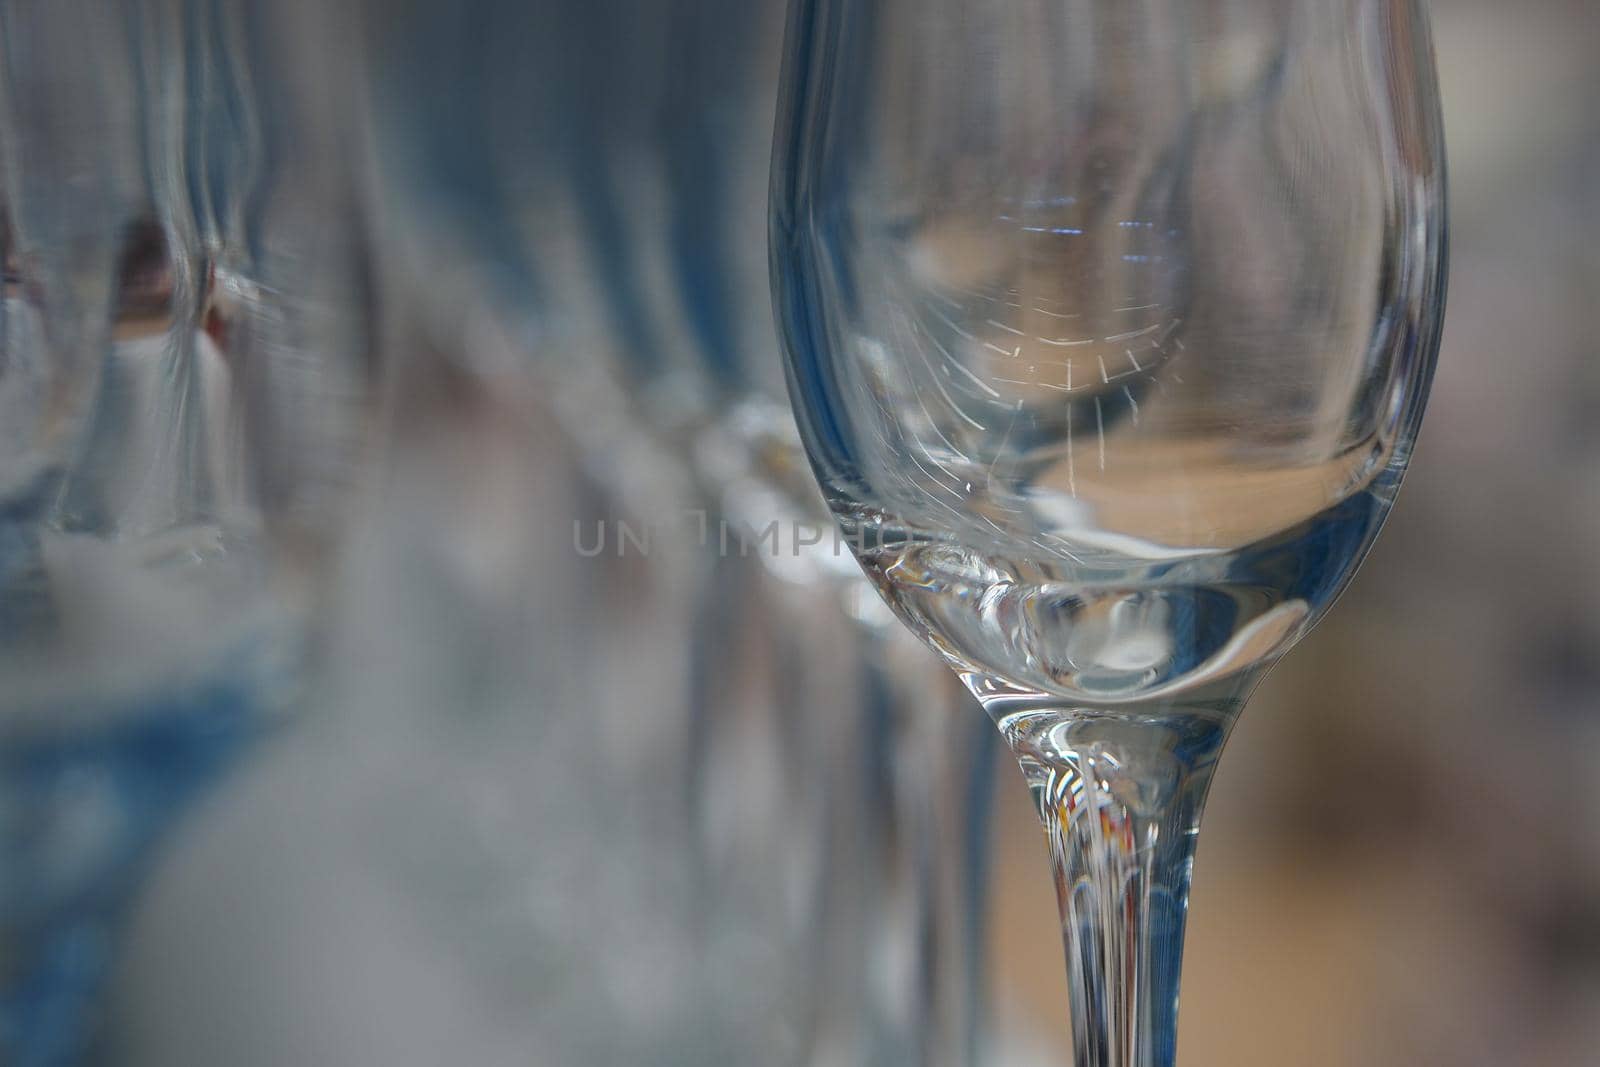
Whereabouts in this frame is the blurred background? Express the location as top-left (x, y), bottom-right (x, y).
top-left (0, 0), bottom-right (1596, 1065)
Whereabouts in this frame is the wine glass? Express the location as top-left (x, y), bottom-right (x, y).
top-left (643, 4), bottom-right (1001, 1059)
top-left (770, 0), bottom-right (1446, 1062)
top-left (0, 2), bottom-right (374, 1059)
top-left (359, 2), bottom-right (997, 1062)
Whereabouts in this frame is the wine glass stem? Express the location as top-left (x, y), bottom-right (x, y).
top-left (1000, 707), bottom-right (1233, 1067)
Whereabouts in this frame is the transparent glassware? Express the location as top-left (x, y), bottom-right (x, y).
top-left (359, 2), bottom-right (996, 1063)
top-left (0, 2), bottom-right (373, 1060)
top-left (771, 0), bottom-right (1446, 1063)
top-left (640, 4), bottom-right (1000, 1060)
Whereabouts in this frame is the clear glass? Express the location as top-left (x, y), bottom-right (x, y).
top-left (771, 0), bottom-right (1446, 1062)
top-left (2, 2), bottom-right (994, 1063)
top-left (364, 1), bottom-right (997, 1062)
top-left (0, 2), bottom-right (372, 1059)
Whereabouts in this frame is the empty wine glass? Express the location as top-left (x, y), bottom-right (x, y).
top-left (771, 0), bottom-right (1446, 1062)
top-left (359, 2), bottom-right (998, 1062)
top-left (0, 2), bottom-right (375, 1059)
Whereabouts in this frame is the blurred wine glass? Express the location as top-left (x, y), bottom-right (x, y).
top-left (350, 2), bottom-right (998, 1064)
top-left (772, 0), bottom-right (1446, 1062)
top-left (0, 2), bottom-right (374, 1061)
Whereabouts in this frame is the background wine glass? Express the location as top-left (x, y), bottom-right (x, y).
top-left (771, 0), bottom-right (1446, 1062)
top-left (0, 0), bottom-right (989, 1060)
top-left (0, 1), bottom-right (375, 1061)
top-left (354, 2), bottom-right (999, 1063)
